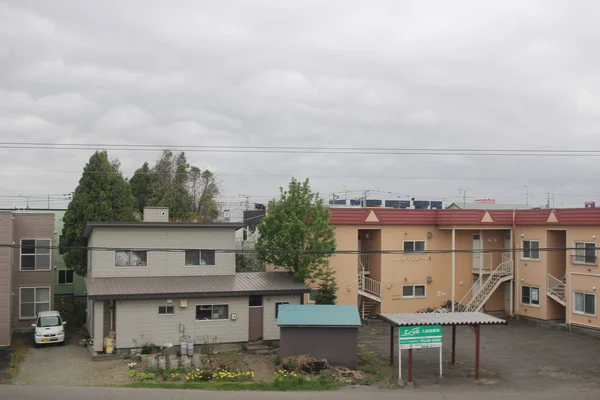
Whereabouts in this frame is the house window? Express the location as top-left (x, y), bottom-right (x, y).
top-left (308, 289), bottom-right (320, 303)
top-left (19, 287), bottom-right (50, 319)
top-left (115, 250), bottom-right (147, 267)
top-left (195, 304), bottom-right (229, 321)
top-left (20, 239), bottom-right (51, 271)
top-left (522, 240), bottom-right (540, 260)
top-left (521, 285), bottom-right (540, 306)
top-left (184, 250), bottom-right (216, 266)
top-left (275, 302), bottom-right (290, 318)
top-left (574, 242), bottom-right (596, 265)
top-left (158, 305), bottom-right (175, 315)
top-left (249, 295), bottom-right (263, 307)
top-left (402, 285), bottom-right (426, 298)
top-left (58, 235), bottom-right (66, 255)
top-left (58, 270), bottom-right (74, 285)
top-left (403, 240), bottom-right (426, 253)
top-left (574, 292), bottom-right (596, 315)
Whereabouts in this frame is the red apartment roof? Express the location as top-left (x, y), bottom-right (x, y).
top-left (329, 208), bottom-right (600, 226)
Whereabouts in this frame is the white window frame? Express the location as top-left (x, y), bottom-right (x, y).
top-left (58, 269), bottom-right (74, 285)
top-left (521, 240), bottom-right (540, 260)
top-left (573, 292), bottom-right (596, 316)
top-left (402, 240), bottom-right (426, 253)
top-left (573, 242), bottom-right (597, 265)
top-left (158, 305), bottom-right (175, 316)
top-left (307, 289), bottom-right (320, 304)
top-left (275, 301), bottom-right (290, 319)
top-left (402, 284), bottom-right (426, 298)
top-left (114, 250), bottom-right (148, 267)
top-left (184, 249), bottom-right (216, 267)
top-left (520, 285), bottom-right (540, 306)
top-left (20, 238), bottom-right (52, 271)
top-left (195, 303), bottom-right (229, 321)
top-left (19, 286), bottom-right (51, 320)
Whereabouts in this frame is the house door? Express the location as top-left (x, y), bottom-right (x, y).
top-left (248, 295), bottom-right (263, 342)
top-left (472, 234), bottom-right (481, 269)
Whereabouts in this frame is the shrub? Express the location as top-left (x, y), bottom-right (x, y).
top-left (134, 371), bottom-right (156, 380)
top-left (141, 342), bottom-right (157, 355)
top-left (185, 367), bottom-right (254, 383)
top-left (274, 354), bottom-right (280, 367)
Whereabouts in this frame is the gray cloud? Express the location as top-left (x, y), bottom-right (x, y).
top-left (1, 0), bottom-right (600, 210)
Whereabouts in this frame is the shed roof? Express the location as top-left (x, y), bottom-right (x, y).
top-left (379, 312), bottom-right (506, 326)
top-left (277, 305), bottom-right (361, 327)
top-left (85, 272), bottom-right (309, 300)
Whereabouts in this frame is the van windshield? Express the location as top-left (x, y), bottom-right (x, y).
top-left (37, 316), bottom-right (61, 327)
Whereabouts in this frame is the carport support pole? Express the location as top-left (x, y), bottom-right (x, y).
top-left (451, 325), bottom-right (456, 364)
top-left (474, 324), bottom-right (480, 380)
top-left (389, 325), bottom-right (394, 365)
top-left (408, 349), bottom-right (413, 383)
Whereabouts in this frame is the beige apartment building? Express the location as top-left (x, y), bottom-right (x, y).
top-left (326, 207), bottom-right (600, 331)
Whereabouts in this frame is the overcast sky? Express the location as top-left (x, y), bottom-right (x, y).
top-left (1, 0), bottom-right (600, 211)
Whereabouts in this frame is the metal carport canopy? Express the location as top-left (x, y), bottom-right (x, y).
top-left (379, 312), bottom-right (507, 326)
top-left (379, 312), bottom-right (506, 382)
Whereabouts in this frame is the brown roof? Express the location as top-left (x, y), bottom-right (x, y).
top-left (83, 221), bottom-right (244, 237)
top-left (329, 208), bottom-right (600, 226)
top-left (85, 272), bottom-right (309, 300)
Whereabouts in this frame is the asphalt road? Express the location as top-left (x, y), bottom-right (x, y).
top-left (1, 386), bottom-right (600, 400)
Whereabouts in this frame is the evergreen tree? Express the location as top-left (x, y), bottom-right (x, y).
top-left (255, 178), bottom-right (336, 282)
top-left (61, 151), bottom-right (136, 276)
top-left (148, 151), bottom-right (194, 220)
top-left (190, 167), bottom-right (220, 222)
top-left (130, 162), bottom-right (153, 213)
top-left (313, 263), bottom-right (338, 304)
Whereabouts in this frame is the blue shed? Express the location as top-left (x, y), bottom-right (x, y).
top-left (277, 305), bottom-right (362, 369)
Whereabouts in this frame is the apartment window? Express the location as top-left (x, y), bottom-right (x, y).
top-left (522, 240), bottom-right (540, 260)
top-left (115, 250), bottom-right (147, 267)
top-left (574, 292), bottom-right (596, 315)
top-left (20, 287), bottom-right (50, 319)
top-left (184, 250), bottom-right (216, 266)
top-left (574, 242), bottom-right (596, 265)
top-left (158, 305), bottom-right (175, 315)
top-left (275, 302), bottom-right (290, 318)
top-left (403, 240), bottom-right (426, 253)
top-left (20, 239), bottom-right (51, 271)
top-left (521, 285), bottom-right (540, 306)
top-left (58, 270), bottom-right (74, 285)
top-left (195, 304), bottom-right (229, 321)
top-left (402, 285), bottom-right (426, 298)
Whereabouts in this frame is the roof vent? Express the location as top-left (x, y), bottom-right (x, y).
top-left (143, 207), bottom-right (169, 222)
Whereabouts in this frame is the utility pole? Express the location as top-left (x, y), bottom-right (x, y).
top-left (552, 188), bottom-right (555, 208)
top-left (238, 194), bottom-right (250, 210)
top-left (343, 186), bottom-right (348, 205)
top-left (545, 192), bottom-right (550, 209)
top-left (524, 185), bottom-right (530, 205)
top-left (47, 194), bottom-right (50, 209)
top-left (459, 188), bottom-right (469, 208)
top-left (362, 190), bottom-right (370, 207)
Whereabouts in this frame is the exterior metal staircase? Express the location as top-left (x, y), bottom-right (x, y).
top-left (358, 254), bottom-right (381, 318)
top-left (546, 273), bottom-right (566, 306)
top-left (457, 254), bottom-right (513, 312)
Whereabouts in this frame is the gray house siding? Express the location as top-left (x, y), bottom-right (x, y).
top-left (263, 295), bottom-right (302, 341)
top-left (89, 227), bottom-right (236, 278)
top-left (12, 214), bottom-right (54, 330)
top-left (280, 327), bottom-right (359, 369)
top-left (0, 213), bottom-right (13, 346)
top-left (114, 296), bottom-right (250, 349)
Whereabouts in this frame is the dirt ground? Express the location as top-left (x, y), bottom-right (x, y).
top-left (0, 347), bottom-right (11, 383)
top-left (211, 351), bottom-right (276, 382)
top-left (359, 319), bottom-right (600, 392)
top-left (12, 335), bottom-right (129, 387)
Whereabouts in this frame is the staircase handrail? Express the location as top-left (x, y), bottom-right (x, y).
top-left (546, 273), bottom-right (566, 302)
top-left (458, 256), bottom-right (513, 312)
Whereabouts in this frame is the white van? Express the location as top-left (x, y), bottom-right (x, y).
top-left (32, 311), bottom-right (66, 345)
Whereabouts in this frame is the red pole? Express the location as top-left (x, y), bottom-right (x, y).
top-left (474, 325), bottom-right (480, 380)
top-left (408, 349), bottom-right (413, 382)
top-left (389, 325), bottom-right (394, 365)
top-left (451, 325), bottom-right (456, 364)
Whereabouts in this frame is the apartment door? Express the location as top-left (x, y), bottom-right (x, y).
top-left (472, 234), bottom-right (481, 269)
top-left (248, 295), bottom-right (263, 342)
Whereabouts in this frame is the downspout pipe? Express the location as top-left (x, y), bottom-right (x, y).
top-left (513, 209), bottom-right (518, 319)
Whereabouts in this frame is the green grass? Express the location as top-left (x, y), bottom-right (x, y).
top-left (357, 345), bottom-right (395, 387)
top-left (124, 379), bottom-right (341, 391)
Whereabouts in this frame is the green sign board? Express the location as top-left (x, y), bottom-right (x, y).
top-left (399, 325), bottom-right (442, 349)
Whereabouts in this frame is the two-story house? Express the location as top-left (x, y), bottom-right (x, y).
top-left (84, 208), bottom-right (308, 353)
top-left (0, 211), bottom-right (55, 347)
top-left (326, 207), bottom-right (600, 332)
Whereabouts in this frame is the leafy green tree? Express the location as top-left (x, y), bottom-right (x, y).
top-left (235, 253), bottom-right (266, 272)
top-left (190, 167), bottom-right (220, 222)
top-left (148, 151), bottom-right (194, 221)
top-left (130, 162), bottom-right (153, 213)
top-left (255, 178), bottom-right (336, 282)
top-left (313, 263), bottom-right (338, 304)
top-left (61, 151), bottom-right (136, 276)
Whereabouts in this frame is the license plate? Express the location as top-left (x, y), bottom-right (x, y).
top-left (42, 338), bottom-right (50, 342)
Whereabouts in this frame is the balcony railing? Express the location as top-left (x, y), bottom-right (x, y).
top-left (358, 273), bottom-right (382, 299)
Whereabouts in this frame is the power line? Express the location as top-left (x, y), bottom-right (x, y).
top-left (3, 142), bottom-right (600, 157)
